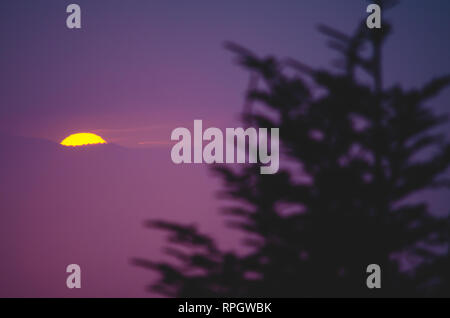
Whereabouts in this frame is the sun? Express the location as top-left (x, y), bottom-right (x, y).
top-left (60, 133), bottom-right (107, 147)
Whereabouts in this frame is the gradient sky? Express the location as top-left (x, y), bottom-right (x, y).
top-left (0, 1), bottom-right (449, 297)
top-left (1, 0), bottom-right (449, 146)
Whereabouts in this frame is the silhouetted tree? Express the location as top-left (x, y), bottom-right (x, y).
top-left (134, 2), bottom-right (450, 297)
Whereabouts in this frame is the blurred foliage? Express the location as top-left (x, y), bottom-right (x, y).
top-left (134, 5), bottom-right (449, 297)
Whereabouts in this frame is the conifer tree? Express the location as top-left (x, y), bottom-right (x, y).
top-left (134, 2), bottom-right (450, 297)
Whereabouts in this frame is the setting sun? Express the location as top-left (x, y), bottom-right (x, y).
top-left (60, 133), bottom-right (107, 147)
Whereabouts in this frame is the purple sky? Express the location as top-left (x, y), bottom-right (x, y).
top-left (1, 1), bottom-right (449, 146)
top-left (0, 1), bottom-right (449, 297)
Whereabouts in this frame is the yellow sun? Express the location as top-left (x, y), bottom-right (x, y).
top-left (60, 133), bottom-right (107, 147)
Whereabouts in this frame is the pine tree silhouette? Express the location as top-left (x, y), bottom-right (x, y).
top-left (133, 2), bottom-right (450, 297)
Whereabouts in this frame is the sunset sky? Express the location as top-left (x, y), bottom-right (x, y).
top-left (0, 0), bottom-right (449, 297)
top-left (1, 0), bottom-right (449, 147)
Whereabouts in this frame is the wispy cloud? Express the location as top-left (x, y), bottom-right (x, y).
top-left (137, 140), bottom-right (174, 147)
